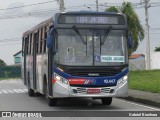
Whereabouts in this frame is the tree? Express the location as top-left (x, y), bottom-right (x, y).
top-left (0, 59), bottom-right (6, 66)
top-left (105, 2), bottom-right (144, 54)
top-left (154, 47), bottom-right (160, 52)
top-left (106, 6), bottom-right (119, 12)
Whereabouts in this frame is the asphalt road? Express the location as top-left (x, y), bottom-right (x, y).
top-left (0, 79), bottom-right (159, 119)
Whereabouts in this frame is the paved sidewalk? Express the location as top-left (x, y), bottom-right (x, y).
top-left (122, 89), bottom-right (160, 108)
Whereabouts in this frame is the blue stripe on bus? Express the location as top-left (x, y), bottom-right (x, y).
top-left (53, 67), bottom-right (128, 86)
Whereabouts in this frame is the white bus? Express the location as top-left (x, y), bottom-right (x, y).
top-left (22, 11), bottom-right (132, 106)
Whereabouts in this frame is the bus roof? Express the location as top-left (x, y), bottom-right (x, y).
top-left (23, 11), bottom-right (125, 36)
top-left (60, 11), bottom-right (123, 15)
top-left (23, 18), bottom-right (53, 36)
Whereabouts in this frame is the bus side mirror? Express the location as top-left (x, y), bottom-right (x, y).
top-left (47, 28), bottom-right (54, 49)
top-left (128, 34), bottom-right (133, 48)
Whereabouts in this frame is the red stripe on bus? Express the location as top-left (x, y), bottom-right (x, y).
top-left (68, 78), bottom-right (86, 85)
top-left (52, 78), bottom-right (56, 84)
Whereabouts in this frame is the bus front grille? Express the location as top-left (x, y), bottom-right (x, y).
top-left (66, 69), bottom-right (120, 77)
top-left (66, 70), bottom-right (119, 77)
top-left (76, 87), bottom-right (111, 94)
top-left (57, 65), bottom-right (126, 77)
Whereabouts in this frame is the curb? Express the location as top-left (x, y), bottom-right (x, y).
top-left (119, 96), bottom-right (160, 108)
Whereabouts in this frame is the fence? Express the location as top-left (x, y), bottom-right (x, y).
top-left (0, 66), bottom-right (21, 78)
top-left (129, 59), bottom-right (146, 70)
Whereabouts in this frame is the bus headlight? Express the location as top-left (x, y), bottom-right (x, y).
top-left (55, 74), bottom-right (61, 81)
top-left (62, 78), bottom-right (69, 85)
top-left (117, 75), bottom-right (128, 88)
top-left (54, 74), bottom-right (69, 86)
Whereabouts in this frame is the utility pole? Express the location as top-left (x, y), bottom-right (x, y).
top-left (96, 0), bottom-right (99, 12)
top-left (144, 0), bottom-right (151, 70)
top-left (57, 0), bottom-right (65, 12)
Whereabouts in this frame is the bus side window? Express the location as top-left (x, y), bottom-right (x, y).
top-left (37, 30), bottom-right (40, 54)
top-left (25, 36), bottom-right (29, 55)
top-left (38, 29), bottom-right (41, 54)
top-left (44, 26), bottom-right (48, 53)
top-left (40, 28), bottom-right (43, 54)
top-left (22, 37), bottom-right (24, 56)
top-left (41, 27), bottom-right (45, 54)
top-left (30, 34), bottom-right (32, 55)
top-left (28, 35), bottom-right (31, 55)
top-left (31, 33), bottom-right (34, 55)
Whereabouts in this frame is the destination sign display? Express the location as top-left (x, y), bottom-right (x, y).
top-left (58, 14), bottom-right (125, 25)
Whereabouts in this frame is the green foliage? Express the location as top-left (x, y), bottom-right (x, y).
top-left (105, 2), bottom-right (144, 54)
top-left (154, 47), bottom-right (160, 51)
top-left (129, 70), bottom-right (160, 93)
top-left (0, 59), bottom-right (6, 66)
top-left (105, 6), bottom-right (119, 12)
top-left (0, 66), bottom-right (21, 78)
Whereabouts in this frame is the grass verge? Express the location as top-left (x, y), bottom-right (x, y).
top-left (129, 70), bottom-right (160, 93)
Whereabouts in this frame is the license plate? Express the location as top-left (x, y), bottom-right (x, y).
top-left (86, 89), bottom-right (101, 94)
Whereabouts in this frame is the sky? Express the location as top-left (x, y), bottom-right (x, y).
top-left (0, 0), bottom-right (160, 65)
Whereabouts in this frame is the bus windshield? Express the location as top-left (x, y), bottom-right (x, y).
top-left (55, 29), bottom-right (128, 66)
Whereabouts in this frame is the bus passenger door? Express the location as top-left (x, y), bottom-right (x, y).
top-left (47, 27), bottom-right (54, 96)
top-left (22, 37), bottom-right (27, 85)
top-left (33, 32), bottom-right (38, 89)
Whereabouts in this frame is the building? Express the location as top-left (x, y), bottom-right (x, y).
top-left (13, 51), bottom-right (22, 65)
top-left (129, 54), bottom-right (145, 70)
top-left (151, 52), bottom-right (160, 69)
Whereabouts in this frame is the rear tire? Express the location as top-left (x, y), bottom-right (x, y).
top-left (44, 79), bottom-right (57, 106)
top-left (27, 73), bottom-right (35, 97)
top-left (101, 97), bottom-right (112, 105)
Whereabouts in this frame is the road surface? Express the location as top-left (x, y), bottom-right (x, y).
top-left (0, 79), bottom-right (159, 119)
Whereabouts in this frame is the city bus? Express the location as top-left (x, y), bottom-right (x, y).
top-left (21, 11), bottom-right (132, 106)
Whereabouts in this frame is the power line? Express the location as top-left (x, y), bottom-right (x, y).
top-left (0, 38), bottom-right (21, 43)
top-left (0, 37), bottom-right (20, 41)
top-left (0, 1), bottom-right (159, 20)
top-left (0, 4), bottom-right (98, 19)
top-left (0, 43), bottom-right (21, 46)
top-left (0, 3), bottom-right (109, 19)
top-left (150, 28), bottom-right (160, 29)
top-left (0, 0), bottom-right (56, 11)
top-left (0, 40), bottom-right (21, 43)
top-left (150, 4), bottom-right (160, 8)
top-left (0, 9), bottom-right (59, 19)
top-left (150, 33), bottom-right (160, 34)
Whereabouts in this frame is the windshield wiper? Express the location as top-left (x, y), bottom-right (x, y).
top-left (101, 26), bottom-right (112, 46)
top-left (72, 25), bottom-right (86, 44)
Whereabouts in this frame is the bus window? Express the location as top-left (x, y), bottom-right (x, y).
top-left (22, 37), bottom-right (24, 56)
top-left (44, 26), bottom-right (48, 53)
top-left (40, 28), bottom-right (43, 54)
top-left (36, 31), bottom-right (39, 54)
top-left (25, 36), bottom-right (29, 55)
top-left (31, 33), bottom-right (34, 55)
top-left (41, 27), bottom-right (45, 54)
top-left (28, 35), bottom-right (31, 55)
top-left (29, 34), bottom-right (32, 55)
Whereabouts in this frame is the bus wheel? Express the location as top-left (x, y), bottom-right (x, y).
top-left (27, 73), bottom-right (35, 97)
top-left (101, 97), bottom-right (112, 105)
top-left (48, 98), bottom-right (57, 106)
top-left (44, 80), bottom-right (57, 106)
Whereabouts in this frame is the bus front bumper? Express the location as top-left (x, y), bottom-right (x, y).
top-left (52, 80), bottom-right (128, 98)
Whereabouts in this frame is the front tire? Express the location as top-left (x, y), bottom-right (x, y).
top-left (44, 80), bottom-right (57, 106)
top-left (101, 97), bottom-right (112, 105)
top-left (48, 98), bottom-right (57, 106)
